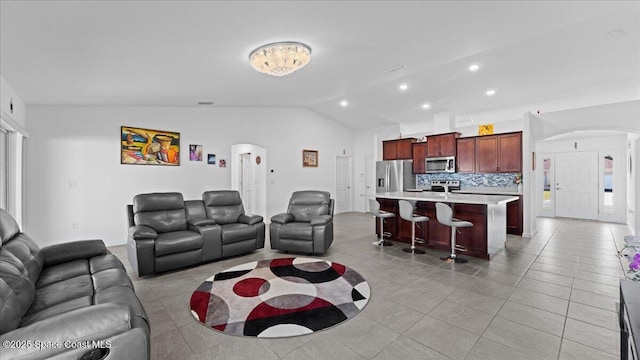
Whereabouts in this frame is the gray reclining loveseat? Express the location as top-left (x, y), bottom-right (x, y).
top-left (127, 190), bottom-right (264, 276)
top-left (0, 209), bottom-right (150, 360)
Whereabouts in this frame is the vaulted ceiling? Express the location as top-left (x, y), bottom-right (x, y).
top-left (1, 1), bottom-right (638, 130)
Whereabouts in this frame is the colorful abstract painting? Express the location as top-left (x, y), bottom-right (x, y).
top-left (121, 126), bottom-right (180, 165)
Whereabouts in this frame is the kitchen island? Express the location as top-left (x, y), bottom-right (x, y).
top-left (376, 191), bottom-right (519, 260)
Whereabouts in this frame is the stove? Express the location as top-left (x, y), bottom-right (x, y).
top-left (430, 180), bottom-right (460, 192)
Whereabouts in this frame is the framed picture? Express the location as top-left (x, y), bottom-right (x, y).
top-left (121, 126), bottom-right (180, 165)
top-left (207, 154), bottom-right (216, 165)
top-left (189, 145), bottom-right (203, 161)
top-left (303, 149), bottom-right (318, 167)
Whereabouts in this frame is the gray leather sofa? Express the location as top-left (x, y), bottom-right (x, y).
top-left (0, 209), bottom-right (150, 360)
top-left (127, 191), bottom-right (264, 276)
top-left (270, 190), bottom-right (334, 254)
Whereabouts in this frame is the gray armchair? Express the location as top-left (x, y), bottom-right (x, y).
top-left (270, 190), bottom-right (334, 254)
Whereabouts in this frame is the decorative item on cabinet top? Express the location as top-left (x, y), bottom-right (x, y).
top-left (478, 124), bottom-right (494, 135)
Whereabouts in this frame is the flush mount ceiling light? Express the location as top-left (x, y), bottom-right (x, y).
top-left (249, 41), bottom-right (311, 76)
top-left (468, 64), bottom-right (481, 72)
top-left (340, 100), bottom-right (349, 107)
top-left (485, 89), bottom-right (496, 96)
top-left (421, 103), bottom-right (431, 109)
top-left (399, 83), bottom-right (409, 91)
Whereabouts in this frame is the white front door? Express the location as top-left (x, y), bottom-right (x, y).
top-left (335, 156), bottom-right (352, 214)
top-left (556, 151), bottom-right (598, 220)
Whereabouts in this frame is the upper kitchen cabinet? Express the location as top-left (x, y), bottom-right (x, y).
top-left (412, 142), bottom-right (429, 173)
top-left (383, 138), bottom-right (417, 160)
top-left (456, 137), bottom-right (476, 173)
top-left (426, 132), bottom-right (460, 157)
top-left (476, 132), bottom-right (522, 173)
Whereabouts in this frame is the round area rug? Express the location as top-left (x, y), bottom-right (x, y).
top-left (189, 257), bottom-right (370, 338)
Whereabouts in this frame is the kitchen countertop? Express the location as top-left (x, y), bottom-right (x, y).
top-left (377, 191), bottom-right (519, 205)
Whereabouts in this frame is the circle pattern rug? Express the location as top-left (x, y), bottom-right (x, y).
top-left (189, 257), bottom-right (370, 338)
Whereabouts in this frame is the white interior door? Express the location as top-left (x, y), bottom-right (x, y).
top-left (335, 156), bottom-right (352, 214)
top-left (240, 153), bottom-right (252, 214)
top-left (556, 151), bottom-right (598, 220)
top-left (538, 153), bottom-right (555, 217)
top-left (364, 155), bottom-right (374, 211)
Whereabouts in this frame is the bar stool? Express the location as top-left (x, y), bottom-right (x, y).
top-left (435, 202), bottom-right (472, 263)
top-left (398, 200), bottom-right (428, 254)
top-left (369, 199), bottom-right (395, 246)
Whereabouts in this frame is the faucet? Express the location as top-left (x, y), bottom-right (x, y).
top-left (443, 184), bottom-right (450, 194)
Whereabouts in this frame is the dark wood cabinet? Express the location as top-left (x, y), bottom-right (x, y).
top-left (506, 195), bottom-right (523, 235)
top-left (456, 137), bottom-right (476, 173)
top-left (374, 198), bottom-right (498, 260)
top-left (412, 142), bottom-right (428, 173)
top-left (475, 132), bottom-right (522, 173)
top-left (476, 135), bottom-right (499, 172)
top-left (497, 133), bottom-right (522, 172)
top-left (426, 132), bottom-right (459, 157)
top-left (453, 203), bottom-right (488, 255)
top-left (383, 138), bottom-right (417, 160)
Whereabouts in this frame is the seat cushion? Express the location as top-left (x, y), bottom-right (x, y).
top-left (154, 231), bottom-right (203, 256)
top-left (220, 223), bottom-right (257, 244)
top-left (279, 222), bottom-right (313, 241)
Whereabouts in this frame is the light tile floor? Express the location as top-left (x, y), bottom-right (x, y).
top-left (109, 214), bottom-right (632, 360)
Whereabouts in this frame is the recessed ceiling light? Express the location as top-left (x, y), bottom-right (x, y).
top-left (399, 83), bottom-right (408, 91)
top-left (485, 89), bottom-right (496, 96)
top-left (468, 64), bottom-right (480, 72)
top-left (422, 103), bottom-right (431, 109)
top-left (340, 100), bottom-right (349, 107)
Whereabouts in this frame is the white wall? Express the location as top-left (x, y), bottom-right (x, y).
top-left (634, 136), bottom-right (640, 235)
top-left (352, 124), bottom-right (399, 212)
top-left (539, 100), bottom-right (640, 137)
top-left (25, 106), bottom-right (354, 247)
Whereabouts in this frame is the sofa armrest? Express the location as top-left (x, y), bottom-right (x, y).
top-left (0, 303), bottom-right (131, 360)
top-left (128, 225), bottom-right (158, 240)
top-left (310, 215), bottom-right (332, 226)
top-left (271, 213), bottom-right (294, 224)
top-left (188, 218), bottom-right (217, 227)
top-left (239, 214), bottom-right (263, 225)
top-left (41, 239), bottom-right (107, 268)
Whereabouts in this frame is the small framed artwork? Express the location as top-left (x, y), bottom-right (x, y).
top-left (207, 154), bottom-right (216, 165)
top-left (303, 149), bottom-right (318, 167)
top-left (121, 126), bottom-right (180, 166)
top-left (189, 145), bottom-right (203, 161)
top-left (219, 159), bottom-right (227, 168)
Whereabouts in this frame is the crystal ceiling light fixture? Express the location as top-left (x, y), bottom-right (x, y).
top-left (249, 41), bottom-right (311, 76)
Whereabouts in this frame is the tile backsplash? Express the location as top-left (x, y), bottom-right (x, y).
top-left (417, 173), bottom-right (519, 188)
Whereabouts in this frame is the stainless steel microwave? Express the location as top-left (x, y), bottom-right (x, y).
top-left (425, 156), bottom-right (455, 173)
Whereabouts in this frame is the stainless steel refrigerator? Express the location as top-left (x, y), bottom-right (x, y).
top-left (375, 160), bottom-right (415, 193)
